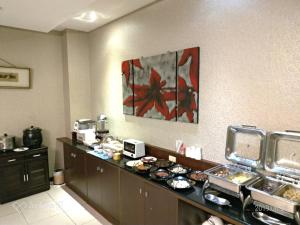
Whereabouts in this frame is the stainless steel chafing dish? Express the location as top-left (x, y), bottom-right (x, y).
top-left (203, 125), bottom-right (266, 203)
top-left (245, 130), bottom-right (300, 224)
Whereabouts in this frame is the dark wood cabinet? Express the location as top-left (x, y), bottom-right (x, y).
top-left (87, 154), bottom-right (102, 209)
top-left (120, 170), bottom-right (144, 225)
top-left (62, 142), bottom-right (177, 225)
top-left (0, 147), bottom-right (50, 203)
top-left (86, 154), bottom-right (120, 223)
top-left (144, 182), bottom-right (178, 225)
top-left (64, 144), bottom-right (87, 198)
top-left (120, 170), bottom-right (178, 225)
top-left (26, 152), bottom-right (49, 190)
top-left (0, 162), bottom-right (25, 198)
top-left (101, 160), bottom-right (120, 221)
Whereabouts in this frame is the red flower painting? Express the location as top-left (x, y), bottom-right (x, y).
top-left (121, 47), bottom-right (199, 123)
top-left (177, 76), bottom-right (197, 122)
top-left (177, 47), bottom-right (199, 123)
top-left (124, 68), bottom-right (176, 119)
top-left (122, 60), bottom-right (134, 115)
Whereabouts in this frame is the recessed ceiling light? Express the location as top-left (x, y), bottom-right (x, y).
top-left (73, 11), bottom-right (107, 23)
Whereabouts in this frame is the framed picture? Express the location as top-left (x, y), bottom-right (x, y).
top-left (0, 66), bottom-right (31, 89)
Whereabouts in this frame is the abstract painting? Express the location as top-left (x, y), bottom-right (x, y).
top-left (122, 47), bottom-right (199, 124)
top-left (176, 47), bottom-right (199, 123)
top-left (122, 60), bottom-right (134, 115)
top-left (132, 53), bottom-right (177, 120)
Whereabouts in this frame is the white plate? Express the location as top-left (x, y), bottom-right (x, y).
top-left (126, 160), bottom-right (143, 167)
top-left (14, 147), bottom-right (29, 152)
top-left (141, 156), bottom-right (157, 163)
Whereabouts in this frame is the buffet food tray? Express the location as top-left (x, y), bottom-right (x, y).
top-left (205, 164), bottom-right (258, 194)
top-left (203, 125), bottom-right (266, 202)
top-left (247, 178), bottom-right (300, 213)
top-left (245, 130), bottom-right (300, 224)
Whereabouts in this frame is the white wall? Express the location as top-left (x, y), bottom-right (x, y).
top-left (0, 27), bottom-right (66, 172)
top-left (63, 30), bottom-right (92, 134)
top-left (89, 0), bottom-right (300, 163)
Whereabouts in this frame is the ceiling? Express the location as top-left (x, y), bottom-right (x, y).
top-left (0, 0), bottom-right (157, 33)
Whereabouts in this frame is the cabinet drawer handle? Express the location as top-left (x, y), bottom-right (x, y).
top-left (145, 191), bottom-right (148, 198)
top-left (100, 168), bottom-right (104, 173)
top-left (26, 174), bottom-right (29, 181)
top-left (8, 159), bottom-right (16, 162)
top-left (33, 154), bottom-right (41, 158)
top-left (139, 188), bottom-right (142, 195)
top-left (73, 154), bottom-right (76, 158)
top-left (96, 166), bottom-right (100, 172)
top-left (23, 174), bottom-right (26, 182)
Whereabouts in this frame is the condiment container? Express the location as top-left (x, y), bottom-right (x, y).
top-left (113, 152), bottom-right (121, 161)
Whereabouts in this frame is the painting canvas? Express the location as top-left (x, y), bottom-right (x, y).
top-left (0, 67), bottom-right (31, 88)
top-left (132, 53), bottom-right (177, 120)
top-left (121, 47), bottom-right (199, 124)
top-left (176, 47), bottom-right (199, 123)
top-left (122, 60), bottom-right (134, 115)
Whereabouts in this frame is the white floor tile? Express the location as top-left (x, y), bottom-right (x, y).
top-left (30, 212), bottom-right (74, 225)
top-left (59, 198), bottom-right (94, 225)
top-left (48, 186), bottom-right (73, 203)
top-left (0, 202), bottom-right (20, 218)
top-left (16, 193), bottom-right (62, 224)
top-left (83, 219), bottom-right (103, 225)
top-left (0, 185), bottom-right (112, 225)
top-left (0, 212), bottom-right (27, 225)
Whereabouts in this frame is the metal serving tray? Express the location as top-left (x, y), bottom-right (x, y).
top-left (225, 125), bottom-right (267, 169)
top-left (247, 131), bottom-right (300, 217)
top-left (265, 131), bottom-right (300, 177)
top-left (206, 164), bottom-right (258, 193)
top-left (204, 125), bottom-right (266, 197)
top-left (247, 177), bottom-right (299, 214)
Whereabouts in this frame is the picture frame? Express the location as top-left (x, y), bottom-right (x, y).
top-left (0, 66), bottom-right (31, 89)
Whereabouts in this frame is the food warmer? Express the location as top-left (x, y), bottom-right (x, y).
top-left (203, 125), bottom-right (267, 203)
top-left (244, 130), bottom-right (300, 224)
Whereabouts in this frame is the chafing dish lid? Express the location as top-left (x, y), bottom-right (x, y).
top-left (265, 130), bottom-right (300, 177)
top-left (225, 125), bottom-right (267, 169)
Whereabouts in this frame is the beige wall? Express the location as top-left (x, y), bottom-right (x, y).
top-left (89, 0), bottom-right (300, 163)
top-left (63, 30), bottom-right (92, 134)
top-left (0, 27), bottom-right (66, 173)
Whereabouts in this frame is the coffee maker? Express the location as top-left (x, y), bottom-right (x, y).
top-left (95, 114), bottom-right (109, 142)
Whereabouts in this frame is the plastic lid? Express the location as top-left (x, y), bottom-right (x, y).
top-left (24, 126), bottom-right (41, 132)
top-left (225, 125), bottom-right (267, 169)
top-left (265, 131), bottom-right (300, 177)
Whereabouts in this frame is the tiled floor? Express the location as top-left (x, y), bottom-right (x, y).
top-left (0, 185), bottom-right (112, 225)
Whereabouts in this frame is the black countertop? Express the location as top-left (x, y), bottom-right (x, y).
top-left (60, 139), bottom-right (296, 225)
top-left (0, 146), bottom-right (47, 158)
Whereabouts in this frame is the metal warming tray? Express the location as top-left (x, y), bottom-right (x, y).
top-left (246, 131), bottom-right (300, 222)
top-left (204, 125), bottom-right (267, 202)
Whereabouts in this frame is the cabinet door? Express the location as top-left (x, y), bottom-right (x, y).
top-left (63, 144), bottom-right (72, 184)
top-left (144, 183), bottom-right (178, 225)
top-left (87, 155), bottom-right (101, 209)
top-left (101, 161), bottom-right (120, 221)
top-left (0, 163), bottom-right (25, 201)
top-left (26, 158), bottom-right (49, 190)
top-left (120, 170), bottom-right (144, 225)
top-left (73, 151), bottom-right (87, 197)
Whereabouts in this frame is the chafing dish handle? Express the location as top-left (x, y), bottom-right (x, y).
top-left (295, 211), bottom-right (300, 225)
top-left (286, 130), bottom-right (300, 134)
top-left (252, 212), bottom-right (289, 225)
top-left (241, 125), bottom-right (257, 129)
